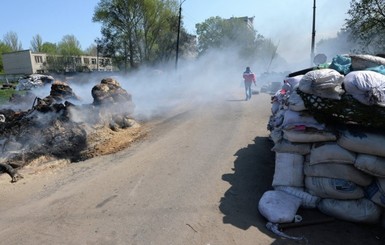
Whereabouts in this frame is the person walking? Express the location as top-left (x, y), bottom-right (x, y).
top-left (243, 66), bottom-right (256, 100)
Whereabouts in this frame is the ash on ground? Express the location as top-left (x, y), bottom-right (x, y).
top-left (0, 77), bottom-right (143, 183)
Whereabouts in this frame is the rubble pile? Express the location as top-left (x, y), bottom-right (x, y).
top-left (16, 74), bottom-right (54, 91)
top-left (262, 54), bottom-right (385, 235)
top-left (0, 77), bottom-right (136, 182)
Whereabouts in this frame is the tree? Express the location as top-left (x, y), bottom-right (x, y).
top-left (84, 44), bottom-right (98, 56)
top-left (41, 42), bottom-right (58, 54)
top-left (195, 16), bottom-right (270, 61)
top-left (56, 35), bottom-right (83, 72)
top-left (30, 34), bottom-right (44, 52)
top-left (345, 0), bottom-right (385, 53)
top-left (93, 0), bottom-right (181, 70)
top-left (316, 30), bottom-right (359, 59)
top-left (57, 35), bottom-right (83, 56)
top-left (0, 42), bottom-right (12, 73)
top-left (3, 31), bottom-right (22, 51)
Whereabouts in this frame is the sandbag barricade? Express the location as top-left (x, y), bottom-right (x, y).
top-left (261, 54), bottom-right (385, 227)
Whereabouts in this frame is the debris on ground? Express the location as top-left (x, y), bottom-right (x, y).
top-left (0, 77), bottom-right (142, 183)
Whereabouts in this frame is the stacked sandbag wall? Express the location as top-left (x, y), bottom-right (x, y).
top-left (260, 54), bottom-right (385, 226)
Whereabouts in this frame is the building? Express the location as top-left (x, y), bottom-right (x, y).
top-left (228, 16), bottom-right (254, 30)
top-left (2, 50), bottom-right (116, 75)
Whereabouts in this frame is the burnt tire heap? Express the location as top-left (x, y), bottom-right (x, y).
top-left (262, 54), bottom-right (385, 237)
top-left (0, 78), bottom-right (135, 182)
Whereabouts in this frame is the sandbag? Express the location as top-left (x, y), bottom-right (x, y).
top-left (283, 128), bottom-right (337, 143)
top-left (275, 185), bottom-right (320, 209)
top-left (287, 89), bottom-right (307, 112)
top-left (350, 54), bottom-right (385, 71)
top-left (338, 129), bottom-right (385, 158)
top-left (365, 177), bottom-right (385, 208)
top-left (343, 70), bottom-right (385, 106)
top-left (304, 162), bottom-right (372, 186)
top-left (355, 154), bottom-right (385, 177)
top-left (258, 190), bottom-right (302, 223)
top-left (282, 109), bottom-right (325, 130)
top-left (269, 128), bottom-right (283, 144)
top-left (299, 69), bottom-right (345, 100)
top-left (309, 142), bottom-right (356, 165)
top-left (270, 109), bottom-right (285, 129)
top-left (271, 101), bottom-right (280, 115)
top-left (305, 176), bottom-right (364, 200)
top-left (329, 54), bottom-right (352, 75)
top-left (283, 75), bottom-right (303, 93)
top-left (271, 139), bottom-right (311, 155)
top-left (272, 153), bottom-right (304, 187)
top-left (318, 198), bottom-right (381, 224)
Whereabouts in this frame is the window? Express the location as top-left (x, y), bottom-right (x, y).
top-left (83, 58), bottom-right (89, 64)
top-left (91, 58), bottom-right (96, 64)
top-left (34, 56), bottom-right (43, 63)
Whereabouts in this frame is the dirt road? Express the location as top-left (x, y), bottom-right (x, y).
top-left (0, 91), bottom-right (383, 245)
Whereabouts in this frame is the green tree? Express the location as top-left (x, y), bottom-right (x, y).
top-left (30, 34), bottom-right (44, 52)
top-left (195, 16), bottom-right (268, 61)
top-left (41, 42), bottom-right (58, 54)
top-left (0, 42), bottom-right (12, 73)
top-left (345, 0), bottom-right (385, 53)
top-left (57, 34), bottom-right (83, 56)
top-left (57, 35), bottom-right (83, 72)
top-left (93, 0), bottom-right (182, 70)
top-left (3, 31), bottom-right (22, 51)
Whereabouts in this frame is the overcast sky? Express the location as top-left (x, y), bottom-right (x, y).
top-left (1, 0), bottom-right (351, 63)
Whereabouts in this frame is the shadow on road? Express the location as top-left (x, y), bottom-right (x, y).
top-left (220, 136), bottom-right (275, 232)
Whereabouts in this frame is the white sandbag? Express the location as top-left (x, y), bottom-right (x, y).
top-left (310, 142), bottom-right (356, 165)
top-left (271, 109), bottom-right (286, 129)
top-left (271, 101), bottom-right (280, 115)
top-left (343, 70), bottom-right (385, 106)
top-left (287, 89), bottom-right (307, 112)
top-left (282, 109), bottom-right (325, 130)
top-left (318, 198), bottom-right (381, 224)
top-left (355, 154), bottom-right (385, 177)
top-left (337, 129), bottom-right (385, 158)
top-left (275, 185), bottom-right (320, 208)
top-left (283, 128), bottom-right (337, 143)
top-left (304, 162), bottom-right (372, 186)
top-left (271, 139), bottom-right (311, 155)
top-left (305, 176), bottom-right (364, 200)
top-left (284, 75), bottom-right (303, 90)
top-left (258, 190), bottom-right (302, 223)
top-left (272, 152), bottom-right (304, 187)
top-left (269, 128), bottom-right (283, 144)
top-left (350, 54), bottom-right (385, 71)
top-left (364, 178), bottom-right (385, 208)
top-left (299, 69), bottom-right (345, 100)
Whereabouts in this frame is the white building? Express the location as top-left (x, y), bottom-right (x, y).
top-left (2, 50), bottom-right (116, 75)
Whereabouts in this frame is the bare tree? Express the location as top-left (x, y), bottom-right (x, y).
top-left (30, 34), bottom-right (44, 52)
top-left (3, 31), bottom-right (22, 51)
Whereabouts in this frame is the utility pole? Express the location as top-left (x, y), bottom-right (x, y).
top-left (175, 0), bottom-right (186, 70)
top-left (311, 0), bottom-right (316, 65)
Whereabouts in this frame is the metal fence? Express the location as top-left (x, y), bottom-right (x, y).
top-left (0, 74), bottom-right (23, 84)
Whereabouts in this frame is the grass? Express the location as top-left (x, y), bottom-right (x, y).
top-left (0, 86), bottom-right (25, 106)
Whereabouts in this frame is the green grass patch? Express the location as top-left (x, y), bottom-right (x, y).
top-left (0, 88), bottom-right (24, 105)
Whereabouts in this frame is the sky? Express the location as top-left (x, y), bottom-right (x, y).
top-left (0, 0), bottom-right (351, 65)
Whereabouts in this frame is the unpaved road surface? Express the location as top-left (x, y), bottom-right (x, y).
top-left (0, 91), bottom-right (384, 245)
